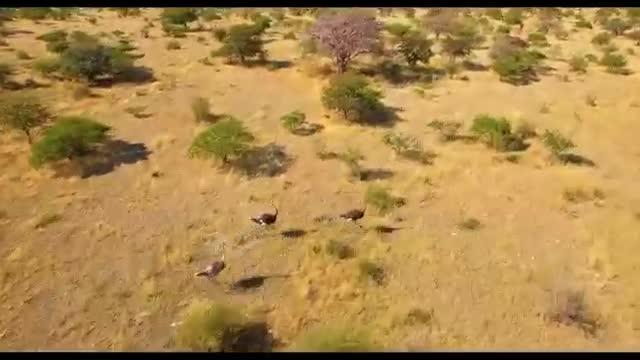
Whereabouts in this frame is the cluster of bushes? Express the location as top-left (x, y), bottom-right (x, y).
top-left (490, 36), bottom-right (544, 85)
top-left (0, 94), bottom-right (112, 169)
top-left (470, 114), bottom-right (528, 152)
top-left (34, 30), bottom-right (138, 84)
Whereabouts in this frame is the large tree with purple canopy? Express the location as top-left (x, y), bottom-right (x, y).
top-left (308, 12), bottom-right (382, 74)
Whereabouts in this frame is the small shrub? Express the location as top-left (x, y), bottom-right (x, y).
top-left (485, 8), bottom-right (503, 20)
top-left (280, 111), bottom-right (306, 132)
top-left (166, 40), bottom-right (181, 50)
top-left (358, 260), bottom-right (385, 285)
top-left (575, 17), bottom-right (592, 29)
top-left (541, 129), bottom-right (574, 156)
top-left (458, 217), bottom-right (482, 231)
top-left (0, 95), bottom-right (50, 143)
top-left (189, 117), bottom-right (254, 164)
top-left (321, 72), bottom-right (384, 123)
top-left (16, 50), bottom-right (31, 60)
top-left (191, 97), bottom-right (212, 122)
top-left (382, 132), bottom-right (433, 164)
top-left (17, 8), bottom-right (53, 20)
top-left (161, 8), bottom-right (197, 26)
top-left (32, 57), bottom-right (60, 77)
top-left (470, 114), bottom-right (525, 152)
top-left (545, 287), bottom-right (600, 336)
top-left (30, 116), bottom-right (111, 168)
top-left (503, 8), bottom-right (525, 29)
top-left (175, 300), bottom-right (248, 351)
top-left (365, 185), bottom-right (404, 214)
top-left (283, 31), bottom-right (296, 40)
top-left (37, 30), bottom-right (68, 43)
top-left (325, 239), bottom-right (355, 259)
top-left (569, 55), bottom-right (588, 73)
top-left (591, 32), bottom-right (611, 46)
top-left (292, 326), bottom-right (373, 352)
top-left (212, 28), bottom-right (228, 42)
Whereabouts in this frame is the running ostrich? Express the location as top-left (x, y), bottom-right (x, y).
top-left (340, 204), bottom-right (367, 223)
top-left (194, 242), bottom-right (226, 279)
top-left (250, 203), bottom-right (279, 226)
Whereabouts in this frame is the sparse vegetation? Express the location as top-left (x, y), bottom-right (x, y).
top-left (365, 185), bottom-right (405, 214)
top-left (30, 116), bottom-right (111, 168)
top-left (542, 129), bottom-right (575, 160)
top-left (569, 55), bottom-right (588, 73)
top-left (382, 132), bottom-right (434, 164)
top-left (359, 259), bottom-right (385, 285)
top-left (189, 116), bottom-right (254, 164)
top-left (292, 326), bottom-right (374, 352)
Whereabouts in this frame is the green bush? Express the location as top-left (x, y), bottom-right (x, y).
top-left (17, 8), bottom-right (53, 20)
top-left (365, 185), bottom-right (404, 214)
top-left (37, 30), bottom-right (68, 43)
top-left (503, 8), bottom-right (525, 28)
top-left (16, 50), bottom-right (31, 60)
top-left (69, 31), bottom-right (98, 44)
top-left (199, 8), bottom-right (223, 21)
top-left (396, 30), bottom-right (433, 67)
top-left (321, 72), bottom-right (384, 123)
top-left (30, 116), bottom-right (111, 168)
top-left (484, 8), bottom-right (503, 20)
top-left (212, 28), bottom-right (227, 41)
top-left (591, 32), bottom-right (611, 46)
top-left (213, 24), bottom-right (265, 64)
top-left (575, 17), bottom-right (592, 29)
top-left (470, 114), bottom-right (525, 152)
top-left (382, 132), bottom-right (433, 164)
top-left (603, 17), bottom-right (630, 36)
top-left (112, 8), bottom-right (142, 17)
top-left (280, 111), bottom-right (306, 132)
top-left (0, 62), bottom-right (10, 85)
top-left (175, 300), bottom-right (248, 351)
top-left (569, 55), bottom-right (588, 73)
top-left (0, 95), bottom-right (49, 143)
top-left (492, 49), bottom-right (540, 85)
top-left (251, 13), bottom-right (272, 32)
top-left (385, 22), bottom-right (412, 38)
top-left (600, 52), bottom-right (631, 74)
top-left (541, 129), bottom-right (574, 156)
top-left (528, 32), bottom-right (549, 47)
top-left (166, 40), bottom-right (181, 50)
top-left (291, 326), bottom-right (374, 352)
top-left (57, 42), bottom-right (133, 83)
top-left (161, 8), bottom-right (197, 26)
top-left (189, 116), bottom-right (254, 164)
top-left (32, 57), bottom-right (61, 76)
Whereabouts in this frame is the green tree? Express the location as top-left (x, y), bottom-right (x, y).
top-left (58, 42), bottom-right (133, 83)
top-left (396, 31), bottom-right (433, 67)
top-left (161, 8), bottom-right (197, 26)
top-left (213, 24), bottom-right (265, 64)
top-left (30, 116), bottom-right (111, 168)
top-left (321, 72), bottom-right (384, 123)
top-left (189, 116), bottom-right (255, 164)
top-left (0, 95), bottom-right (50, 143)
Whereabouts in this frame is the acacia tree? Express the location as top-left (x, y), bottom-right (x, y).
top-left (422, 9), bottom-right (459, 39)
top-left (308, 12), bottom-right (382, 73)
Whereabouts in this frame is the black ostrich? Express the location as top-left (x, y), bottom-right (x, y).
top-left (340, 205), bottom-right (367, 223)
top-left (251, 203), bottom-right (279, 226)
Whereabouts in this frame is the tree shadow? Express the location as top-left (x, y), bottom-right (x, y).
top-left (360, 61), bottom-right (447, 86)
top-left (558, 153), bottom-right (596, 167)
top-left (358, 168), bottom-right (394, 181)
top-left (221, 322), bottom-right (273, 352)
top-left (55, 140), bottom-right (151, 178)
top-left (116, 65), bottom-right (156, 84)
top-left (234, 143), bottom-right (295, 178)
top-left (242, 59), bottom-right (293, 71)
top-left (462, 60), bottom-right (489, 71)
top-left (360, 105), bottom-right (404, 128)
top-left (291, 122), bottom-right (324, 136)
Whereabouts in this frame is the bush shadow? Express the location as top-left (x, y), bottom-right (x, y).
top-left (291, 122), bottom-right (324, 136)
top-left (358, 168), bottom-right (394, 181)
top-left (234, 143), bottom-right (295, 178)
top-left (55, 140), bottom-right (151, 178)
top-left (558, 153), bottom-right (596, 167)
top-left (360, 61), bottom-right (447, 86)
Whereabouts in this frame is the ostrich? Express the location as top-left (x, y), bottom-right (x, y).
top-left (340, 204), bottom-right (367, 223)
top-left (194, 242), bottom-right (226, 279)
top-left (250, 203), bottom-right (278, 226)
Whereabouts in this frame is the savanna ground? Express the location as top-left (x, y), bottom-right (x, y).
top-left (2, 7), bottom-right (640, 351)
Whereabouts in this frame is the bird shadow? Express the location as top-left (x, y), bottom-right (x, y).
top-left (281, 229), bottom-right (307, 239)
top-left (358, 168), bottom-right (394, 181)
top-left (370, 225), bottom-right (404, 234)
top-left (558, 153), bottom-right (596, 167)
top-left (229, 274), bottom-right (291, 292)
top-left (54, 140), bottom-right (151, 178)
